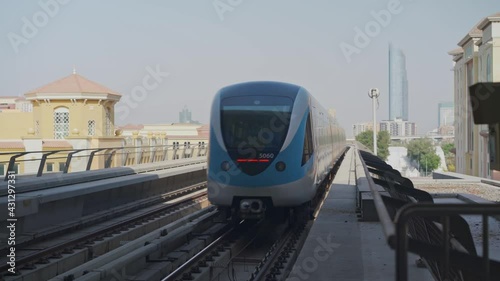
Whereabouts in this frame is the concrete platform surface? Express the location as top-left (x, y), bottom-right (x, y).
top-left (287, 148), bottom-right (433, 281)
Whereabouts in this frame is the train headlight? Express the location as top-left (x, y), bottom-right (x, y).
top-left (275, 161), bottom-right (286, 172)
top-left (221, 161), bottom-right (231, 171)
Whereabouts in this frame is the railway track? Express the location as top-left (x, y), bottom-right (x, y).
top-left (1, 182), bottom-right (210, 280)
top-left (158, 218), bottom-right (311, 281)
top-left (2, 149), bottom-right (347, 280)
top-left (150, 150), bottom-right (347, 281)
top-left (1, 182), bottom-right (208, 255)
top-left (52, 208), bottom-right (226, 281)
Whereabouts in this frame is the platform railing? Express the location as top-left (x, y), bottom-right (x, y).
top-left (394, 204), bottom-right (500, 281)
top-left (356, 147), bottom-right (395, 242)
top-left (355, 147), bottom-right (500, 281)
top-left (1, 142), bottom-right (208, 181)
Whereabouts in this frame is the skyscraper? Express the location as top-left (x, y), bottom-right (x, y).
top-left (179, 106), bottom-right (192, 123)
top-left (438, 102), bottom-right (454, 128)
top-left (388, 43), bottom-right (409, 121)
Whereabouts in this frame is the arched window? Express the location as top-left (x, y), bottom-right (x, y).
top-left (105, 107), bottom-right (112, 136)
top-left (54, 107), bottom-right (69, 139)
top-left (88, 120), bottom-right (96, 136)
top-left (35, 120), bottom-right (40, 136)
top-left (487, 54), bottom-right (492, 82)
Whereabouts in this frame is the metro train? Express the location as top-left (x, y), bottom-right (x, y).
top-left (207, 81), bottom-right (346, 221)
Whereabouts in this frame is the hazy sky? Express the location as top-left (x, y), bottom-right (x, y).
top-left (1, 1), bottom-right (498, 136)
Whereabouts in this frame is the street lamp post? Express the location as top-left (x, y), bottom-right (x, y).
top-left (368, 88), bottom-right (380, 155)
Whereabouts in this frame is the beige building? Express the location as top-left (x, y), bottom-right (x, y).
top-left (0, 96), bottom-right (32, 112)
top-left (449, 12), bottom-right (500, 179)
top-left (0, 71), bottom-right (124, 176)
top-left (352, 122), bottom-right (380, 137)
top-left (379, 119), bottom-right (417, 137)
top-left (119, 123), bottom-right (209, 161)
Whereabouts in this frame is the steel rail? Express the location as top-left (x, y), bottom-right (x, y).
top-left (161, 224), bottom-right (234, 281)
top-left (0, 187), bottom-right (208, 274)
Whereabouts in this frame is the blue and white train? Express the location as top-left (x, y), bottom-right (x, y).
top-left (208, 81), bottom-right (346, 220)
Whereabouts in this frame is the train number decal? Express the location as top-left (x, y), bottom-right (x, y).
top-left (259, 153), bottom-right (275, 159)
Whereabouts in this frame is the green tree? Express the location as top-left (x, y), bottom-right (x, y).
top-left (377, 130), bottom-right (390, 161)
top-left (355, 130), bottom-right (373, 152)
top-left (441, 142), bottom-right (456, 172)
top-left (406, 138), bottom-right (441, 175)
top-left (441, 142), bottom-right (455, 155)
top-left (355, 130), bottom-right (390, 161)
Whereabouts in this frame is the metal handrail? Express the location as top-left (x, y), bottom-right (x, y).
top-left (356, 148), bottom-right (396, 242)
top-left (394, 204), bottom-right (500, 281)
top-left (2, 143), bottom-right (209, 180)
top-left (0, 144), bottom-right (171, 156)
top-left (357, 146), bottom-right (500, 281)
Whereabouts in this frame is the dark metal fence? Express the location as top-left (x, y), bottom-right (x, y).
top-left (1, 142), bottom-right (208, 181)
top-left (356, 148), bottom-right (500, 281)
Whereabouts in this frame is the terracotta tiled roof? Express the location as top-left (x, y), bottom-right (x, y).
top-left (196, 124), bottom-right (209, 137)
top-left (27, 74), bottom-right (120, 96)
top-left (0, 141), bottom-right (25, 150)
top-left (448, 48), bottom-right (464, 56)
top-left (478, 12), bottom-right (500, 30)
top-left (0, 96), bottom-right (22, 99)
top-left (468, 24), bottom-right (482, 37)
top-left (42, 140), bottom-right (73, 148)
top-left (458, 18), bottom-right (484, 46)
top-left (198, 124), bottom-right (209, 130)
top-left (167, 136), bottom-right (208, 140)
top-left (118, 124), bottom-right (144, 130)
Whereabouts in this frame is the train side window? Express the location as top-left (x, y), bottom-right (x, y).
top-left (302, 114), bottom-right (314, 166)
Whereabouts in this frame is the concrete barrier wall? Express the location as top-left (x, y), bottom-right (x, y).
top-left (0, 164), bottom-right (207, 244)
top-left (432, 172), bottom-right (463, 180)
top-left (432, 171), bottom-right (482, 181)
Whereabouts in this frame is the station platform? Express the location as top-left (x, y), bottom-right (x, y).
top-left (286, 148), bottom-right (434, 281)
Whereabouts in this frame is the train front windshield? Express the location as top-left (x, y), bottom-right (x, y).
top-left (221, 95), bottom-right (293, 152)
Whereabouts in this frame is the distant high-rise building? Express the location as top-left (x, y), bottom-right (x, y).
top-left (179, 106), bottom-right (200, 124)
top-left (179, 106), bottom-right (192, 123)
top-left (438, 102), bottom-right (454, 128)
top-left (380, 119), bottom-right (416, 137)
top-left (389, 43), bottom-right (409, 121)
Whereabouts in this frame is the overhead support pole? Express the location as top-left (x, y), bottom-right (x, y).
top-left (368, 88), bottom-right (380, 156)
